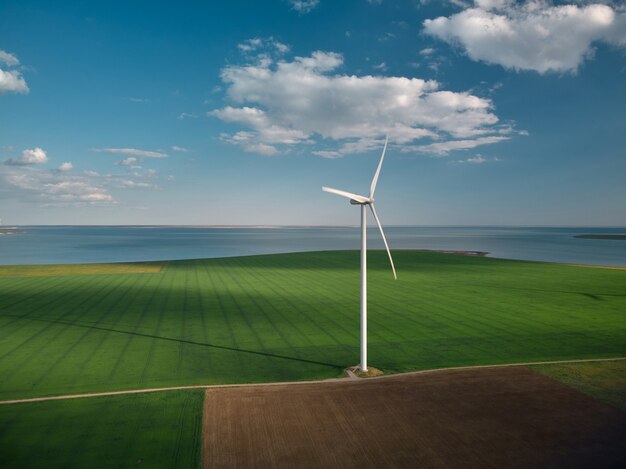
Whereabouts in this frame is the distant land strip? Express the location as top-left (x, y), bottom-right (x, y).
top-left (574, 234), bottom-right (626, 240)
top-left (562, 264), bottom-right (626, 271)
top-left (1, 356), bottom-right (624, 406)
top-left (0, 228), bottom-right (25, 235)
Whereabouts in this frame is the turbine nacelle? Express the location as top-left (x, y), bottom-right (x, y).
top-left (350, 198), bottom-right (370, 205)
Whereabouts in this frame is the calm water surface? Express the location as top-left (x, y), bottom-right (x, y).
top-left (1, 226), bottom-right (625, 267)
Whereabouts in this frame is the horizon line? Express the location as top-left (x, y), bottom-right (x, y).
top-left (3, 224), bottom-right (626, 229)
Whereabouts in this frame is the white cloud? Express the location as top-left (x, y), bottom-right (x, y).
top-left (0, 50), bottom-right (19, 67)
top-left (211, 107), bottom-right (310, 145)
top-left (211, 50), bottom-right (509, 156)
top-left (43, 181), bottom-right (113, 201)
top-left (0, 68), bottom-right (29, 95)
top-left (241, 142), bottom-right (280, 156)
top-left (239, 38), bottom-right (263, 52)
top-left (125, 97), bottom-right (150, 103)
top-left (171, 146), bottom-right (189, 152)
top-left (58, 162), bottom-right (73, 171)
top-left (5, 147), bottom-right (48, 165)
top-left (120, 180), bottom-right (158, 190)
top-left (288, 0), bottom-right (319, 14)
top-left (91, 148), bottom-right (168, 158)
top-left (1, 166), bottom-right (113, 204)
top-left (81, 192), bottom-right (113, 201)
top-left (116, 157), bottom-right (138, 166)
top-left (373, 61), bottom-right (388, 71)
top-left (423, 1), bottom-right (626, 73)
top-left (238, 37), bottom-right (289, 55)
top-left (378, 32), bottom-right (397, 42)
top-left (0, 49), bottom-right (28, 95)
top-left (453, 153), bottom-right (502, 164)
top-left (403, 136), bottom-right (509, 155)
top-left (1, 158), bottom-right (168, 206)
top-left (466, 154), bottom-right (486, 163)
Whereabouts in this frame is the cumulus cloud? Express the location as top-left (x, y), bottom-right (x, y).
top-left (5, 147), bottom-right (48, 166)
top-left (91, 148), bottom-right (168, 158)
top-left (0, 69), bottom-right (29, 95)
top-left (423, 1), bottom-right (626, 73)
top-left (0, 49), bottom-right (29, 95)
top-left (288, 0), bottom-right (319, 14)
top-left (210, 50), bottom-right (511, 156)
top-left (57, 162), bottom-right (73, 171)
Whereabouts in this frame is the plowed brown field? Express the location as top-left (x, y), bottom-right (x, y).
top-left (203, 367), bottom-right (625, 468)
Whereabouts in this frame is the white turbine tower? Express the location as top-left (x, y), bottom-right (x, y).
top-left (322, 136), bottom-right (396, 372)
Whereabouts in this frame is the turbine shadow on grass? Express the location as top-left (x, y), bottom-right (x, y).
top-left (5, 314), bottom-right (344, 370)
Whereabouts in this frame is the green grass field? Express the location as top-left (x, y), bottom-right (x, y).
top-left (532, 360), bottom-right (626, 410)
top-left (1, 251), bottom-right (625, 401)
top-left (0, 390), bottom-right (204, 468)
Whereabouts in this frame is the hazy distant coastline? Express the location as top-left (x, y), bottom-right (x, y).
top-left (2, 226), bottom-right (626, 267)
top-left (575, 234), bottom-right (626, 240)
top-left (0, 228), bottom-right (24, 235)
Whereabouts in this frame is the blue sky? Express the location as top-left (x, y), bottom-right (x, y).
top-left (1, 0), bottom-right (625, 226)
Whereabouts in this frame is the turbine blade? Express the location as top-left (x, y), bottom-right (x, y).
top-left (369, 135), bottom-right (388, 199)
top-left (369, 203), bottom-right (397, 280)
top-left (322, 186), bottom-right (370, 204)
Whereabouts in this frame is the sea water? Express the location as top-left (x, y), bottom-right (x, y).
top-left (0, 226), bottom-right (625, 267)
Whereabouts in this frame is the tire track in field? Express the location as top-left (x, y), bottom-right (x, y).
top-left (171, 389), bottom-right (194, 467)
top-left (237, 264), bottom-right (355, 363)
top-left (230, 257), bottom-right (319, 354)
top-left (247, 254), bottom-right (398, 365)
top-left (238, 255), bottom-right (372, 368)
top-left (406, 280), bottom-right (581, 363)
top-left (284, 254), bottom-right (549, 366)
top-left (61, 273), bottom-right (147, 385)
top-left (200, 262), bottom-right (247, 375)
top-left (220, 259), bottom-right (310, 369)
top-left (271, 252), bottom-right (411, 348)
top-left (0, 274), bottom-right (73, 312)
top-left (176, 264), bottom-right (190, 380)
top-left (0, 272), bottom-right (129, 337)
top-left (192, 262), bottom-right (213, 375)
top-left (209, 259), bottom-right (277, 375)
top-left (104, 270), bottom-right (168, 385)
top-left (359, 270), bottom-right (524, 363)
top-left (138, 269), bottom-right (174, 387)
top-left (0, 274), bottom-right (113, 336)
top-left (0, 274), bottom-right (123, 386)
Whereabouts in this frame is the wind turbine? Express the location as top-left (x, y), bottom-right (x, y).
top-left (322, 136), bottom-right (396, 372)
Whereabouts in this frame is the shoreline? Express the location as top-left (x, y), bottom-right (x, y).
top-left (1, 249), bottom-right (625, 271)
